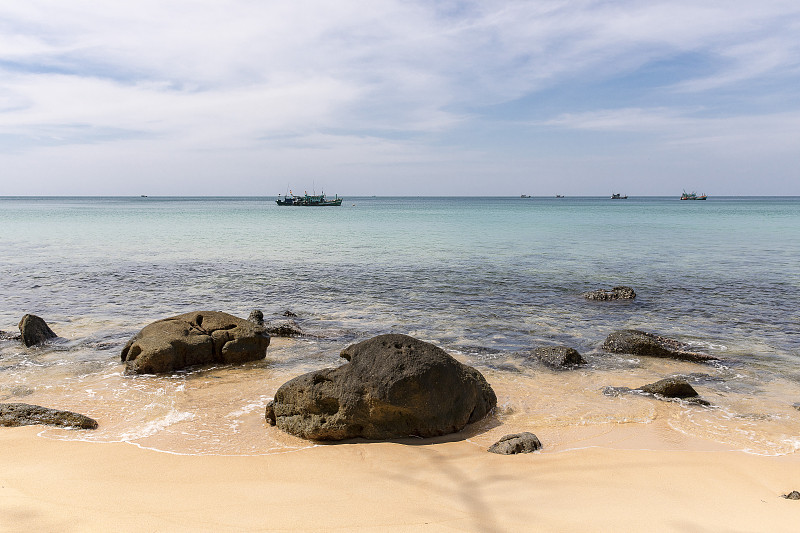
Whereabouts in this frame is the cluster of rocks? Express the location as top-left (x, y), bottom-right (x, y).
top-left (1, 292), bottom-right (759, 456)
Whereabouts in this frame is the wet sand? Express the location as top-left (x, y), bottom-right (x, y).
top-left (3, 424), bottom-right (800, 532)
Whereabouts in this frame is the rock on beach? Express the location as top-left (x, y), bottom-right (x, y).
top-left (0, 403), bottom-right (98, 429)
top-left (266, 334), bottom-right (497, 441)
top-left (121, 311), bottom-right (270, 374)
top-left (602, 330), bottom-right (717, 363)
top-left (488, 432), bottom-right (542, 454)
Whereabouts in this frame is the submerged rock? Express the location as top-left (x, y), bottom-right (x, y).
top-left (0, 330), bottom-right (22, 341)
top-left (603, 378), bottom-right (710, 406)
top-left (265, 319), bottom-right (303, 337)
top-left (488, 432), bottom-right (542, 454)
top-left (18, 314), bottom-right (57, 347)
top-left (533, 346), bottom-right (586, 369)
top-left (0, 403), bottom-right (98, 429)
top-left (266, 333), bottom-right (497, 441)
top-left (602, 330), bottom-right (717, 363)
top-left (120, 311), bottom-right (270, 374)
top-left (283, 310), bottom-right (298, 317)
top-left (583, 286), bottom-right (636, 301)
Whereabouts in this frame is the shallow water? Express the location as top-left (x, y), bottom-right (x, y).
top-left (1, 196), bottom-right (799, 455)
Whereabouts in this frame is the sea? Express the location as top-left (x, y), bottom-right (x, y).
top-left (1, 196), bottom-right (799, 456)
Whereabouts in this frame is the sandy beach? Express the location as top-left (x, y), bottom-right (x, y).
top-left (3, 423), bottom-right (799, 532)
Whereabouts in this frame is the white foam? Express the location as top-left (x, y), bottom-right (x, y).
top-left (117, 409), bottom-right (195, 441)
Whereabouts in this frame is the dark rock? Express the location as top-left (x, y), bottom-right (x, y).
top-left (533, 346), bottom-right (586, 368)
top-left (583, 286), bottom-right (636, 301)
top-left (488, 432), bottom-right (542, 454)
top-left (604, 378), bottom-right (710, 406)
top-left (792, 403), bottom-right (800, 411)
top-left (602, 330), bottom-right (717, 363)
top-left (265, 319), bottom-right (303, 337)
top-left (266, 333), bottom-right (497, 440)
top-left (0, 403), bottom-right (98, 429)
top-left (283, 310), bottom-right (298, 317)
top-left (248, 309), bottom-right (264, 326)
top-left (18, 314), bottom-right (57, 347)
top-left (120, 311), bottom-right (270, 374)
top-left (638, 378), bottom-right (701, 399)
top-left (784, 490), bottom-right (800, 500)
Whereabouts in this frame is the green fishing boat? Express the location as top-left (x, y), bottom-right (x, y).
top-left (276, 191), bottom-right (343, 206)
top-left (680, 190), bottom-right (707, 200)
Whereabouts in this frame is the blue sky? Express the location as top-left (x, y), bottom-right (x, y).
top-left (1, 0), bottom-right (799, 195)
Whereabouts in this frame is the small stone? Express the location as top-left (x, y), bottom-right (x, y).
top-left (488, 432), bottom-right (542, 454)
top-left (265, 320), bottom-right (303, 337)
top-left (533, 346), bottom-right (586, 368)
top-left (283, 310), bottom-right (298, 317)
top-left (783, 491), bottom-right (800, 500)
top-left (638, 378), bottom-right (700, 399)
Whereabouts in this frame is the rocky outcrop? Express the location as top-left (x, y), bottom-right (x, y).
top-left (121, 311), bottom-right (270, 374)
top-left (18, 314), bottom-right (57, 347)
top-left (583, 286), bottom-right (636, 301)
top-left (266, 334), bottom-right (497, 440)
top-left (533, 346), bottom-right (586, 368)
top-left (602, 330), bottom-right (717, 363)
top-left (603, 378), bottom-right (710, 405)
top-left (0, 403), bottom-right (98, 429)
top-left (488, 432), bottom-right (542, 454)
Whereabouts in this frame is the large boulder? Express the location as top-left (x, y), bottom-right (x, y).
top-left (583, 286), bottom-right (636, 301)
top-left (266, 334), bottom-right (497, 440)
top-left (533, 346), bottom-right (586, 368)
top-left (602, 330), bottom-right (717, 363)
top-left (18, 314), bottom-right (57, 347)
top-left (121, 311), bottom-right (270, 374)
top-left (0, 403), bottom-right (98, 429)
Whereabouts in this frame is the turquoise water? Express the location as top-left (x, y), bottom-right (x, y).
top-left (1, 196), bottom-right (799, 455)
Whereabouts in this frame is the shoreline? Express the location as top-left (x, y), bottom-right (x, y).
top-left (3, 424), bottom-right (800, 532)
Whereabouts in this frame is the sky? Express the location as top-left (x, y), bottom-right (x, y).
top-left (1, 1), bottom-right (800, 196)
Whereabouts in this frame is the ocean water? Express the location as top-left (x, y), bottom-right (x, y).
top-left (1, 196), bottom-right (799, 455)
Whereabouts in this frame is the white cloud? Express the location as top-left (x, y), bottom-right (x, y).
top-left (2, 1), bottom-right (800, 193)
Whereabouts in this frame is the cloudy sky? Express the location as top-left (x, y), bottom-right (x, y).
top-left (2, 1), bottom-right (799, 196)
